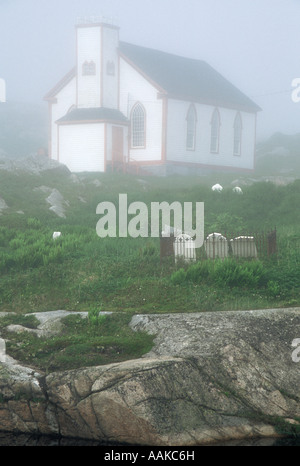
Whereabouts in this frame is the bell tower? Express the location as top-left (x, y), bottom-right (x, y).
top-left (76, 18), bottom-right (119, 109)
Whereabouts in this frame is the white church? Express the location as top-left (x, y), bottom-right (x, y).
top-left (44, 19), bottom-right (261, 174)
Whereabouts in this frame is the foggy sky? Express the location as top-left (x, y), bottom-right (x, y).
top-left (0, 0), bottom-right (300, 140)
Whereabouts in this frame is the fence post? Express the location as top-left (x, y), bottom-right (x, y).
top-left (267, 228), bottom-right (277, 256)
top-left (160, 233), bottom-right (175, 263)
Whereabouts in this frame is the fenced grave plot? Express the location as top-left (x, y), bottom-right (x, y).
top-left (160, 228), bottom-right (277, 263)
top-left (174, 234), bottom-right (196, 263)
top-left (230, 236), bottom-right (258, 258)
top-left (204, 233), bottom-right (229, 259)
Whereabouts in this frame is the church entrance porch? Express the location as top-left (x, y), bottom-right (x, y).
top-left (111, 126), bottom-right (125, 172)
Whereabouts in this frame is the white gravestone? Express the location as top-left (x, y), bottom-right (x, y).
top-left (230, 236), bottom-right (257, 258)
top-left (174, 234), bottom-right (196, 263)
top-left (205, 232), bottom-right (228, 259)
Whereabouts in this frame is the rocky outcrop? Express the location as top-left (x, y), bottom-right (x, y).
top-left (0, 154), bottom-right (69, 175)
top-left (33, 186), bottom-right (70, 218)
top-left (0, 197), bottom-right (8, 214)
top-left (0, 308), bottom-right (300, 445)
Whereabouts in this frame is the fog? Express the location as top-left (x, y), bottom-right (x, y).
top-left (0, 0), bottom-right (300, 140)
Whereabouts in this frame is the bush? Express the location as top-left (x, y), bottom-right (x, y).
top-left (88, 307), bottom-right (107, 326)
top-left (171, 258), bottom-right (267, 289)
top-left (212, 259), bottom-right (266, 288)
top-left (170, 268), bottom-right (187, 285)
top-left (186, 260), bottom-right (213, 283)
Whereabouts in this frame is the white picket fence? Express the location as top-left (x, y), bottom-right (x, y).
top-left (174, 234), bottom-right (196, 263)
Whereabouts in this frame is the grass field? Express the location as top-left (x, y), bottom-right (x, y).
top-left (0, 168), bottom-right (299, 371)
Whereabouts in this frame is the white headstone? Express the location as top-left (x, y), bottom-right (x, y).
top-left (230, 236), bottom-right (257, 258)
top-left (212, 184), bottom-right (223, 192)
top-left (233, 186), bottom-right (243, 194)
top-left (174, 233), bottom-right (196, 263)
top-left (205, 232), bottom-right (228, 259)
top-left (53, 232), bottom-right (62, 240)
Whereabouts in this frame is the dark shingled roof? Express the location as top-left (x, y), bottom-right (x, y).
top-left (119, 42), bottom-right (261, 112)
top-left (56, 107), bottom-right (128, 123)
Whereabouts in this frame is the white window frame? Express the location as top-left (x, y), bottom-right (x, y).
top-left (131, 103), bottom-right (146, 149)
top-left (210, 108), bottom-right (221, 154)
top-left (186, 104), bottom-right (197, 151)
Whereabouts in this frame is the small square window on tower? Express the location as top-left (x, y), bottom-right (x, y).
top-left (82, 61), bottom-right (96, 76)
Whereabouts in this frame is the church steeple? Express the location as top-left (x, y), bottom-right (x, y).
top-left (76, 19), bottom-right (119, 109)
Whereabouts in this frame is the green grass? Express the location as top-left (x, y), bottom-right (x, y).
top-left (2, 312), bottom-right (154, 373)
top-left (0, 170), bottom-right (299, 371)
top-left (0, 173), bottom-right (299, 314)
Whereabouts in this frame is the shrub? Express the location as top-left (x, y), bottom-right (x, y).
top-left (212, 259), bottom-right (266, 288)
top-left (171, 258), bottom-right (267, 290)
top-left (186, 260), bottom-right (212, 283)
top-left (170, 268), bottom-right (187, 285)
top-left (88, 307), bottom-right (107, 327)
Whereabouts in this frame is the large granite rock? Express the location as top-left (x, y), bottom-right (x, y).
top-left (0, 308), bottom-right (299, 445)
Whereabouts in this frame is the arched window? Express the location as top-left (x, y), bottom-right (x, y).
top-left (210, 108), bottom-right (221, 153)
top-left (82, 61), bottom-right (96, 76)
top-left (131, 103), bottom-right (146, 148)
top-left (186, 104), bottom-right (197, 150)
top-left (233, 112), bottom-right (242, 156)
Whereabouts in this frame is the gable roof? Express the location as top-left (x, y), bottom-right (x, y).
top-left (119, 42), bottom-right (261, 113)
top-left (45, 40), bottom-right (261, 113)
top-left (44, 67), bottom-right (76, 102)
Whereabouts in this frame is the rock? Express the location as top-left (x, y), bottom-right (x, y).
top-left (34, 186), bottom-right (69, 218)
top-left (0, 154), bottom-right (69, 175)
top-left (46, 189), bottom-right (69, 218)
top-left (0, 197), bottom-right (8, 214)
top-left (91, 179), bottom-right (102, 187)
top-left (0, 339), bottom-right (6, 363)
top-left (0, 157), bottom-right (15, 171)
top-left (5, 311), bottom-right (88, 339)
top-left (0, 308), bottom-right (299, 445)
top-left (69, 174), bottom-right (81, 184)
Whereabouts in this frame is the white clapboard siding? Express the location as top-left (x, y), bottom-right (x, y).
top-left (50, 77), bottom-right (76, 161)
top-left (77, 26), bottom-right (102, 108)
top-left (166, 99), bottom-right (256, 170)
top-left (59, 123), bottom-right (105, 172)
top-left (101, 26), bottom-right (119, 109)
top-left (119, 58), bottom-right (163, 162)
